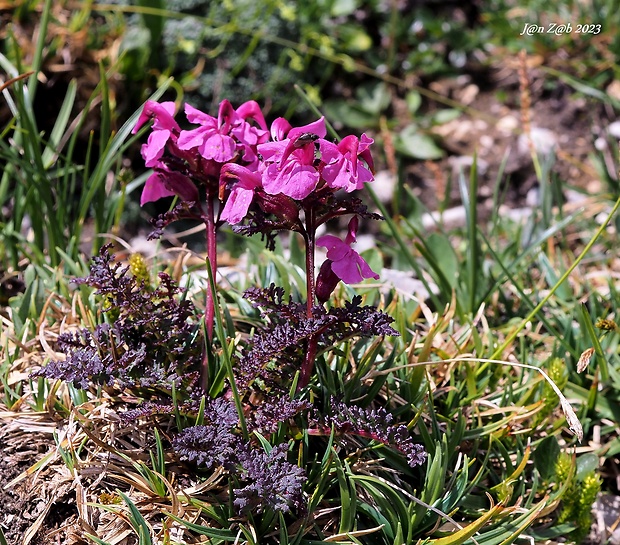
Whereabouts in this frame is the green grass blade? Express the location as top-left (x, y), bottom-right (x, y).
top-left (491, 195), bottom-right (620, 360)
top-left (365, 184), bottom-right (442, 310)
top-left (84, 534), bottom-right (113, 545)
top-left (164, 511), bottom-right (237, 541)
top-left (26, 0), bottom-right (53, 99)
top-left (580, 303), bottom-right (609, 382)
top-left (459, 160), bottom-right (479, 314)
top-left (118, 491), bottom-right (153, 544)
top-left (205, 256), bottom-right (247, 438)
top-left (41, 79), bottom-right (77, 168)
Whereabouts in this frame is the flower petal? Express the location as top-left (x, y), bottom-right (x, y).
top-left (220, 186), bottom-right (255, 224)
top-left (140, 172), bottom-right (176, 205)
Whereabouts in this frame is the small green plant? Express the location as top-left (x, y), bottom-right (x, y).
top-left (555, 452), bottom-right (602, 543)
top-left (0, 0), bottom-right (171, 270)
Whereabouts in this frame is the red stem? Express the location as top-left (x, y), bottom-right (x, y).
top-left (201, 189), bottom-right (217, 393)
top-left (299, 207), bottom-right (318, 389)
top-left (304, 207), bottom-right (316, 318)
top-left (205, 191), bottom-right (217, 339)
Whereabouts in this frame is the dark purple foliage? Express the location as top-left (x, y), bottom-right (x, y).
top-left (322, 295), bottom-right (400, 339)
top-left (37, 328), bottom-right (113, 389)
top-left (34, 246), bottom-right (202, 390)
top-left (147, 201), bottom-right (199, 240)
top-left (236, 312), bottom-right (336, 390)
top-left (173, 399), bottom-right (241, 470)
top-left (314, 398), bottom-right (427, 468)
top-left (236, 286), bottom-right (398, 390)
top-left (232, 210), bottom-right (293, 251)
top-left (172, 398), bottom-right (307, 514)
top-left (120, 401), bottom-right (177, 424)
top-left (234, 443), bottom-right (306, 514)
top-left (247, 394), bottom-right (312, 434)
top-left (173, 424), bottom-right (237, 469)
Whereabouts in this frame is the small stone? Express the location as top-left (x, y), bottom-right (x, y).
top-left (608, 121), bottom-right (620, 139)
top-left (479, 135), bottom-right (493, 149)
top-left (594, 136), bottom-right (607, 151)
top-left (496, 115), bottom-right (519, 134)
top-left (456, 83), bottom-right (479, 105)
top-left (372, 170), bottom-right (397, 204)
top-left (422, 206), bottom-right (467, 230)
top-left (606, 80), bottom-right (620, 101)
top-left (448, 155), bottom-right (489, 176)
top-left (380, 268), bottom-right (438, 301)
top-left (518, 127), bottom-right (557, 157)
top-left (525, 187), bottom-right (539, 208)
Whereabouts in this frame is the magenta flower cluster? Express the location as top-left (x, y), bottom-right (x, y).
top-left (133, 99), bottom-right (379, 294)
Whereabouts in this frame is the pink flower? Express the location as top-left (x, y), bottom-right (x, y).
top-left (258, 117), bottom-right (327, 200)
top-left (177, 101), bottom-right (238, 163)
top-left (316, 216), bottom-right (379, 284)
top-left (233, 101), bottom-right (269, 146)
top-left (269, 117), bottom-right (293, 141)
top-left (321, 134), bottom-right (374, 192)
top-left (132, 101), bottom-right (180, 167)
top-left (219, 164), bottom-right (262, 224)
top-left (140, 162), bottom-right (198, 206)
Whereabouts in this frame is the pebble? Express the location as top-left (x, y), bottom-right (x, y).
top-left (372, 170), bottom-right (398, 204)
top-left (517, 127), bottom-right (557, 157)
top-left (608, 121), bottom-right (620, 139)
top-left (421, 205), bottom-right (467, 230)
top-left (496, 115), bottom-right (519, 134)
top-left (448, 155), bottom-right (489, 177)
top-left (380, 268), bottom-right (438, 301)
top-left (456, 83), bottom-right (479, 105)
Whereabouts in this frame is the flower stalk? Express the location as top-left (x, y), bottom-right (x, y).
top-left (204, 185), bottom-right (218, 342)
top-left (133, 99), bottom-right (385, 392)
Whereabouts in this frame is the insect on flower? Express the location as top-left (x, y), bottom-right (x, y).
top-left (292, 132), bottom-right (320, 148)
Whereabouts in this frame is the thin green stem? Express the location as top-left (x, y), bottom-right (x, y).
top-left (205, 256), bottom-right (248, 439)
top-left (490, 195), bottom-right (620, 362)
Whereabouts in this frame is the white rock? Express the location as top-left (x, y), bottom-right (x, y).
top-left (422, 206), bottom-right (467, 230)
top-left (496, 115), bottom-right (519, 134)
top-left (525, 187), bottom-right (539, 208)
top-left (355, 234), bottom-right (376, 254)
top-left (518, 127), bottom-right (557, 157)
top-left (608, 120), bottom-right (620, 139)
top-left (594, 136), bottom-right (607, 150)
top-left (372, 170), bottom-right (398, 204)
top-left (448, 155), bottom-right (489, 176)
top-left (497, 204), bottom-right (532, 223)
top-left (380, 268), bottom-right (438, 301)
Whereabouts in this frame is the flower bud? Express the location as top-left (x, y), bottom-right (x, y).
top-left (129, 253), bottom-right (150, 286)
top-left (257, 192), bottom-right (300, 224)
top-left (315, 260), bottom-right (340, 303)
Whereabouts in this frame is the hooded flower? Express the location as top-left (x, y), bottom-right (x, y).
top-left (177, 101), bottom-right (238, 163)
top-left (140, 163), bottom-right (198, 206)
top-left (321, 134), bottom-right (374, 192)
top-left (232, 100), bottom-right (270, 166)
top-left (316, 216), bottom-right (379, 284)
top-left (219, 164), bottom-right (262, 224)
top-left (258, 118), bottom-right (328, 200)
top-left (132, 101), bottom-right (180, 167)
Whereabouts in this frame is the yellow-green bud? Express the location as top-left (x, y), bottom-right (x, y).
top-left (596, 318), bottom-right (619, 332)
top-left (129, 253), bottom-right (150, 286)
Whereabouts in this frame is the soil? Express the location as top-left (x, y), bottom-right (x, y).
top-left (403, 60), bottom-right (612, 214)
top-left (0, 427), bottom-right (78, 545)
